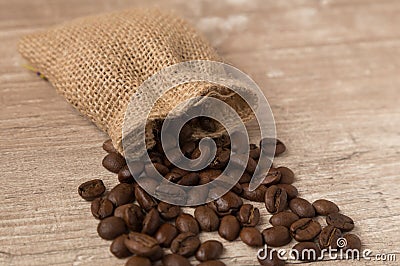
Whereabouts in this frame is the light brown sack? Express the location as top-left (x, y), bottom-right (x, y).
top-left (19, 8), bottom-right (253, 154)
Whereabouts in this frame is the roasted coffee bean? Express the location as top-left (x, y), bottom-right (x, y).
top-left (261, 168), bottom-right (281, 186)
top-left (265, 185), bottom-right (287, 214)
top-left (78, 179), bottom-right (105, 201)
top-left (148, 151), bottom-right (163, 164)
top-left (290, 218), bottom-right (321, 241)
top-left (124, 232), bottom-right (162, 258)
top-left (157, 201), bottom-right (181, 220)
top-left (257, 247), bottom-right (285, 266)
top-left (165, 171), bottom-right (184, 183)
top-left (187, 186), bottom-right (209, 206)
top-left (237, 204), bottom-right (260, 227)
top-left (142, 208), bottom-right (162, 235)
top-left (291, 242), bottom-right (321, 261)
top-left (125, 256), bottom-right (152, 266)
top-left (155, 183), bottom-right (187, 204)
top-left (177, 172), bottom-right (199, 186)
top-left (196, 240), bottom-right (223, 262)
top-left (97, 216), bottom-right (127, 240)
top-left (199, 169), bottom-right (222, 180)
top-left (199, 117), bottom-right (217, 132)
top-left (238, 171), bottom-right (252, 184)
top-left (155, 223), bottom-right (179, 248)
top-left (218, 215), bottom-right (240, 241)
top-left (162, 254), bottom-right (191, 266)
top-left (171, 167), bottom-right (189, 175)
top-left (145, 162), bottom-right (169, 177)
top-left (198, 261), bottom-right (226, 266)
top-left (170, 232), bottom-right (201, 257)
top-left (289, 197), bottom-right (315, 218)
top-left (179, 123), bottom-right (193, 143)
top-left (230, 182), bottom-right (244, 195)
top-left (260, 138), bottom-right (286, 156)
top-left (240, 227), bottom-right (263, 247)
top-left (276, 184), bottom-right (298, 199)
top-left (342, 234), bottom-right (362, 252)
top-left (91, 197), bottom-right (114, 219)
top-left (241, 183), bottom-right (267, 202)
top-left (209, 148), bottom-right (230, 169)
top-left (102, 152), bottom-right (126, 173)
top-left (107, 183), bottom-right (135, 207)
top-left (326, 213), bottom-right (354, 231)
top-left (262, 226), bottom-right (292, 247)
top-left (276, 167), bottom-right (294, 184)
top-left (194, 205), bottom-right (220, 232)
top-left (118, 165), bottom-right (134, 183)
top-left (230, 154), bottom-right (257, 174)
top-left (208, 191), bottom-right (243, 216)
top-left (134, 185), bottom-right (157, 212)
top-left (269, 211), bottom-right (299, 228)
top-left (249, 144), bottom-right (261, 160)
top-left (176, 213), bottom-right (200, 235)
top-left (103, 139), bottom-right (118, 153)
top-left (181, 141), bottom-right (196, 157)
top-left (110, 234), bottom-right (132, 258)
top-left (319, 225), bottom-right (341, 249)
top-left (114, 203), bottom-right (144, 232)
top-left (313, 199), bottom-right (339, 216)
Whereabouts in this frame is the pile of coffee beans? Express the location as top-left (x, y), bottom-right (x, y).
top-left (78, 120), bottom-right (361, 265)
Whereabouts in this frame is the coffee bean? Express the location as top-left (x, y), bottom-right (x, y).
top-left (342, 234), bottom-right (361, 252)
top-left (241, 183), bottom-right (267, 202)
top-left (179, 123), bottom-right (193, 143)
top-left (142, 208), bottom-right (162, 235)
top-left (264, 185), bottom-right (287, 214)
top-left (238, 171), bottom-right (252, 184)
top-left (291, 242), bottom-right (321, 261)
top-left (78, 179), bottom-right (105, 201)
top-left (102, 152), bottom-right (126, 173)
top-left (196, 240), bottom-right (223, 262)
top-left (261, 168), bottom-right (281, 186)
top-left (157, 201), bottom-right (181, 220)
top-left (118, 165), bottom-right (134, 183)
top-left (199, 169), bottom-right (222, 181)
top-left (276, 184), bottom-right (298, 199)
top-left (208, 191), bottom-right (243, 216)
top-left (289, 198), bottom-right (315, 218)
top-left (231, 154), bottom-right (257, 174)
top-left (134, 185), bottom-right (157, 212)
top-left (326, 213), bottom-right (354, 231)
top-left (107, 183), bottom-right (135, 207)
top-left (177, 172), bottom-right (199, 186)
top-left (110, 234), bottom-right (132, 258)
top-left (218, 215), bottom-right (240, 241)
top-left (181, 141), bottom-right (196, 157)
top-left (176, 213), bottom-right (200, 235)
top-left (199, 117), bottom-right (217, 132)
top-left (260, 138), bottom-right (286, 156)
top-left (155, 183), bottom-right (187, 204)
top-left (262, 226), bottom-right (292, 247)
top-left (162, 254), bottom-right (191, 266)
top-left (155, 223), bottom-right (178, 248)
top-left (125, 256), bottom-right (152, 266)
top-left (230, 182), bottom-right (244, 195)
top-left (97, 216), bottom-right (127, 240)
top-left (198, 261), bottom-right (226, 266)
top-left (257, 247), bottom-right (285, 266)
top-left (170, 232), bottom-right (201, 257)
top-left (269, 211), bottom-right (299, 228)
top-left (103, 139), bottom-right (118, 153)
top-left (187, 186), bottom-right (209, 205)
top-left (290, 218), bottom-right (321, 241)
top-left (194, 205), bottom-right (220, 232)
top-left (209, 148), bottom-right (230, 169)
top-left (276, 167), bottom-right (294, 184)
top-left (319, 225), bottom-right (341, 249)
top-left (114, 203), bottom-right (144, 232)
top-left (91, 197), bottom-right (114, 219)
top-left (249, 144), bottom-right (261, 160)
top-left (240, 227), bottom-right (263, 247)
top-left (145, 162), bottom-right (169, 177)
top-left (312, 199), bottom-right (339, 216)
top-left (165, 171), bottom-right (184, 183)
top-left (237, 204), bottom-right (260, 227)
top-left (124, 232), bottom-right (162, 258)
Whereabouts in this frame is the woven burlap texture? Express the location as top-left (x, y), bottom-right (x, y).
top-left (18, 9), bottom-right (253, 155)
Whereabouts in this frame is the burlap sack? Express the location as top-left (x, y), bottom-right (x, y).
top-left (19, 8), bottom-right (253, 155)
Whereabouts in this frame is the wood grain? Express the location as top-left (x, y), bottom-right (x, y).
top-left (0, 0), bottom-right (399, 265)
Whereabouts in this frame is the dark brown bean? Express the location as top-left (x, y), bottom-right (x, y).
top-left (198, 261), bottom-right (226, 266)
top-left (97, 216), bottom-right (127, 240)
top-left (319, 225), bottom-right (341, 249)
top-left (249, 144), bottom-right (261, 160)
top-left (102, 152), bottom-right (126, 173)
top-left (240, 227), bottom-right (264, 247)
top-left (313, 199), bottom-right (339, 216)
top-left (218, 215), bottom-right (241, 241)
top-left (291, 242), bottom-right (321, 261)
top-left (176, 213), bottom-right (200, 235)
top-left (237, 204), bottom-right (260, 227)
top-left (276, 184), bottom-right (298, 199)
top-left (289, 198), bottom-right (315, 218)
top-left (157, 201), bottom-right (181, 220)
top-left (124, 232), bottom-right (162, 258)
top-left (238, 171), bottom-right (252, 184)
top-left (114, 203), bottom-right (144, 232)
top-left (194, 205), bottom-right (220, 232)
top-left (91, 197), bottom-right (114, 219)
top-left (170, 232), bottom-right (201, 257)
top-left (110, 234), bottom-right (132, 258)
top-left (290, 218), bottom-right (321, 241)
top-left (78, 179), bottom-right (105, 201)
top-left (134, 185), bottom-right (157, 212)
top-left (103, 139), bottom-right (118, 153)
top-left (196, 240), bottom-right (224, 262)
top-left (257, 247), bottom-right (285, 266)
top-left (145, 162), bottom-right (170, 177)
top-left (260, 138), bottom-right (286, 156)
top-left (177, 172), bottom-right (199, 186)
top-left (276, 166), bottom-right (294, 184)
top-left (264, 185), bottom-right (287, 214)
top-left (208, 191), bottom-right (243, 216)
top-left (262, 226), bottom-right (292, 247)
top-left (141, 208), bottom-right (162, 235)
top-left (162, 254), bottom-right (191, 266)
top-left (342, 234), bottom-right (362, 252)
top-left (209, 148), bottom-right (230, 169)
top-left (107, 183), bottom-right (135, 207)
top-left (155, 223), bottom-right (179, 248)
top-left (261, 168), bottom-right (281, 186)
top-left (326, 213), bottom-right (354, 231)
top-left (118, 165), bottom-right (134, 183)
top-left (269, 211), bottom-right (299, 228)
top-left (241, 183), bottom-right (267, 202)
top-left (125, 256), bottom-right (152, 266)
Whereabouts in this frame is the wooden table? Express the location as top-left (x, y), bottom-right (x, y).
top-left (1, 0), bottom-right (399, 265)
